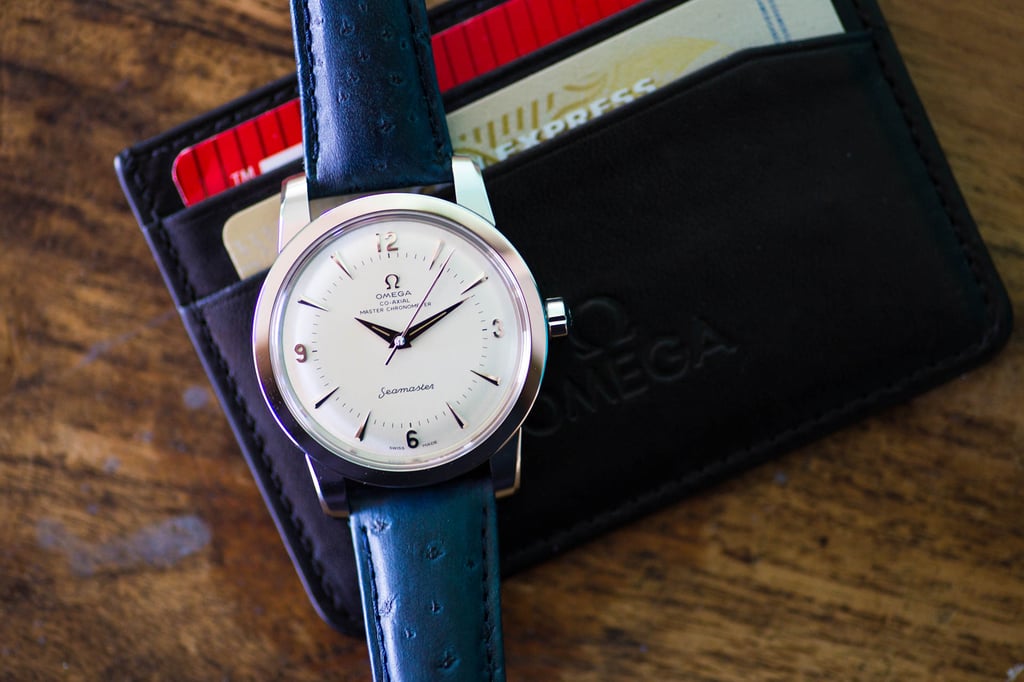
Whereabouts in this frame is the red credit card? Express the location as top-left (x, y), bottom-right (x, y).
top-left (172, 0), bottom-right (644, 207)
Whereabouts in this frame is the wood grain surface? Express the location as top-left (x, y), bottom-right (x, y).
top-left (1, 1), bottom-right (1022, 679)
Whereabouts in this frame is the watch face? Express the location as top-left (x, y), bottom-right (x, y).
top-left (254, 193), bottom-right (546, 484)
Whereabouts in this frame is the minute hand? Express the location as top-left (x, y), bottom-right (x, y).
top-left (404, 299), bottom-right (467, 343)
top-left (385, 250), bottom-right (454, 365)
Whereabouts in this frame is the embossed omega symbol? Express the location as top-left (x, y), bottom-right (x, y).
top-left (384, 274), bottom-right (400, 290)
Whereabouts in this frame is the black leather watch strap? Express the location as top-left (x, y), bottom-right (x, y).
top-left (289, 0), bottom-right (454, 199)
top-left (349, 471), bottom-right (505, 681)
top-left (288, 1), bottom-right (506, 675)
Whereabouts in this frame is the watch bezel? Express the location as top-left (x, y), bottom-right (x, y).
top-left (253, 192), bottom-right (547, 488)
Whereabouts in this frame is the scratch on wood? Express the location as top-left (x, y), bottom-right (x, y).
top-left (35, 514), bottom-right (211, 576)
top-left (182, 385), bottom-right (209, 410)
top-left (77, 309), bottom-right (177, 368)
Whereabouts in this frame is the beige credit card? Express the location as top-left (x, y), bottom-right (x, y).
top-left (224, 0), bottom-right (844, 278)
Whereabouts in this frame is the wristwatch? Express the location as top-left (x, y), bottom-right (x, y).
top-left (252, 1), bottom-right (568, 679)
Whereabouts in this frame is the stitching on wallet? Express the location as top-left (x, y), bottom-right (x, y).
top-left (850, 0), bottom-right (994, 324)
top-left (300, 0), bottom-right (320, 187)
top-left (404, 0), bottom-right (450, 168)
top-left (189, 287), bottom-right (361, 631)
top-left (126, 80), bottom-right (297, 226)
top-left (359, 524), bottom-right (391, 680)
top-left (128, 137), bottom-right (360, 627)
top-left (122, 86), bottom-right (362, 628)
top-left (145, 208), bottom-right (198, 308)
top-left (505, 22), bottom-right (1007, 568)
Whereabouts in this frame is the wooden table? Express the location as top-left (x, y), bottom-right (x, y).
top-left (1, 1), bottom-right (1021, 679)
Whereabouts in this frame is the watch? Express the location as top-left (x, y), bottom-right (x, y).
top-left (252, 1), bottom-right (568, 680)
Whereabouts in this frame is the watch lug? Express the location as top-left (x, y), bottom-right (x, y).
top-left (279, 174), bottom-right (312, 253)
top-left (305, 455), bottom-right (350, 518)
top-left (452, 156), bottom-right (495, 225)
top-left (491, 429), bottom-right (522, 499)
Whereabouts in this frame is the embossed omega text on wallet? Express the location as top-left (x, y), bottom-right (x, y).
top-left (116, 0), bottom-right (1011, 632)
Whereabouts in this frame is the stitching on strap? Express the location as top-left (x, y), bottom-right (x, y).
top-left (360, 524), bottom-right (391, 681)
top-left (300, 0), bottom-right (320, 186)
top-left (481, 501), bottom-right (496, 681)
top-left (403, 0), bottom-right (449, 166)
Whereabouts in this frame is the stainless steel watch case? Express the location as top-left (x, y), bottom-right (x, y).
top-left (252, 158), bottom-right (555, 495)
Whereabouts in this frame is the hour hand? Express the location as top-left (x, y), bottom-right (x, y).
top-left (404, 299), bottom-right (467, 343)
top-left (354, 318), bottom-right (404, 346)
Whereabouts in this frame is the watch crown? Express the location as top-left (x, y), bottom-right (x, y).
top-left (544, 297), bottom-right (570, 338)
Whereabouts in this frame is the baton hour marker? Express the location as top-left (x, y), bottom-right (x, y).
top-left (299, 299), bottom-right (329, 312)
top-left (470, 370), bottom-right (501, 386)
top-left (331, 253), bottom-right (354, 279)
top-left (460, 273), bottom-right (488, 295)
top-left (315, 387), bottom-right (339, 409)
top-left (355, 412), bottom-right (371, 441)
top-left (428, 240), bottom-right (445, 270)
top-left (446, 402), bottom-right (465, 429)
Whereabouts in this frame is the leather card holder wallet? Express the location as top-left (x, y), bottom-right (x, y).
top-left (115, 0), bottom-right (1012, 634)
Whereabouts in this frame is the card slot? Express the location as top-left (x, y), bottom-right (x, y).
top-left (439, 0), bottom-right (671, 110)
top-left (140, 162), bottom-right (296, 307)
top-left (477, 29), bottom-right (871, 177)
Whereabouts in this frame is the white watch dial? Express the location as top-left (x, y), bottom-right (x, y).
top-left (268, 209), bottom-right (532, 472)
